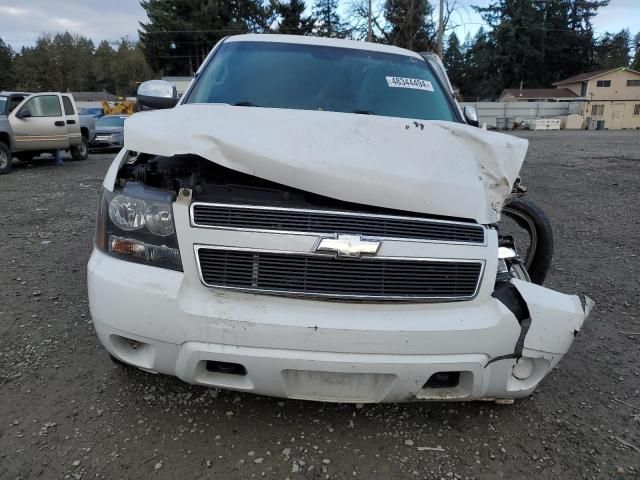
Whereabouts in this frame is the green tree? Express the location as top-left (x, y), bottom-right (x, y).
top-left (140, 0), bottom-right (272, 76)
top-left (384, 0), bottom-right (435, 51)
top-left (93, 40), bottom-right (117, 93)
top-left (595, 29), bottom-right (631, 69)
top-left (277, 0), bottom-right (314, 35)
top-left (312, 0), bottom-right (347, 38)
top-left (112, 40), bottom-right (155, 96)
top-left (443, 32), bottom-right (464, 89)
top-left (632, 32), bottom-right (640, 70)
top-left (472, 0), bottom-right (609, 96)
top-left (9, 33), bottom-right (153, 94)
top-left (461, 28), bottom-right (497, 99)
top-left (0, 38), bottom-right (14, 90)
top-left (12, 36), bottom-right (55, 91)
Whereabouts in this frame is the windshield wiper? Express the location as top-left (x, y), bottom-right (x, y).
top-left (235, 101), bottom-right (259, 107)
top-left (353, 110), bottom-right (375, 115)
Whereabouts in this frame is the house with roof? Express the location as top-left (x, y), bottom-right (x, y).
top-left (498, 88), bottom-right (580, 103)
top-left (553, 67), bottom-right (640, 129)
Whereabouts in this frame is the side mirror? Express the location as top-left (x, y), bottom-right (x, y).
top-left (463, 105), bottom-right (479, 127)
top-left (16, 108), bottom-right (32, 119)
top-left (137, 80), bottom-right (178, 110)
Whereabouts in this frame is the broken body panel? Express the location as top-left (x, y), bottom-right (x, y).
top-left (123, 106), bottom-right (527, 224)
top-left (89, 36), bottom-right (592, 403)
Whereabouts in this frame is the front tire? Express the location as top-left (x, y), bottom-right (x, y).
top-left (71, 136), bottom-right (89, 161)
top-left (502, 197), bottom-right (554, 285)
top-left (0, 142), bottom-right (11, 174)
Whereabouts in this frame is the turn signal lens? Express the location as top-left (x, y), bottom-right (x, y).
top-left (109, 236), bottom-right (181, 270)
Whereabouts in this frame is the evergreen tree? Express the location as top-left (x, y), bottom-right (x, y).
top-left (594, 29), bottom-right (631, 69)
top-left (632, 32), bottom-right (640, 71)
top-left (140, 0), bottom-right (271, 76)
top-left (93, 41), bottom-right (117, 93)
top-left (384, 0), bottom-right (435, 51)
top-left (0, 38), bottom-right (14, 90)
top-left (276, 0), bottom-right (314, 35)
top-left (312, 0), bottom-right (347, 38)
top-left (462, 28), bottom-right (497, 100)
top-left (12, 36), bottom-right (55, 91)
top-left (10, 33), bottom-right (153, 94)
top-left (472, 0), bottom-right (609, 96)
top-left (443, 33), bottom-right (464, 89)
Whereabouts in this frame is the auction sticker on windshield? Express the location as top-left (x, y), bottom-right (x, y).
top-left (386, 77), bottom-right (434, 92)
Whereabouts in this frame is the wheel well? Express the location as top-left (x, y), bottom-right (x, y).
top-left (0, 132), bottom-right (10, 150)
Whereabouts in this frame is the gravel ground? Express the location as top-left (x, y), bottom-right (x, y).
top-left (0, 131), bottom-right (639, 480)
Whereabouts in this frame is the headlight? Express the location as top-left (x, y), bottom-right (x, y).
top-left (497, 247), bottom-right (530, 282)
top-left (109, 195), bottom-right (147, 231)
top-left (146, 202), bottom-right (175, 236)
top-left (95, 183), bottom-right (182, 271)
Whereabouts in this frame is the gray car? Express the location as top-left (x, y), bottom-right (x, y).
top-left (90, 115), bottom-right (127, 150)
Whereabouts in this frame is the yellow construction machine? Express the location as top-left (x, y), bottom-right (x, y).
top-left (101, 100), bottom-right (136, 115)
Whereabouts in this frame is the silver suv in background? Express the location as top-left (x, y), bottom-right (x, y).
top-left (0, 92), bottom-right (95, 174)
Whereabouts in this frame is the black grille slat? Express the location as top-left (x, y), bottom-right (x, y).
top-left (192, 204), bottom-right (484, 244)
top-left (197, 249), bottom-right (482, 301)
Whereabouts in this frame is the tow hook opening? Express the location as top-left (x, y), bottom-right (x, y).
top-left (424, 371), bottom-right (460, 389)
top-left (417, 371), bottom-right (474, 400)
top-left (205, 360), bottom-right (247, 376)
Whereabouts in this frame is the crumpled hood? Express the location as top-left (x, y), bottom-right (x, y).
top-left (125, 105), bottom-right (528, 223)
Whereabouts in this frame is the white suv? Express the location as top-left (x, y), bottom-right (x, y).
top-left (88, 34), bottom-right (592, 403)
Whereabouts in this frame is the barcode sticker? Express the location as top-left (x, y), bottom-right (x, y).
top-left (386, 76), bottom-right (434, 92)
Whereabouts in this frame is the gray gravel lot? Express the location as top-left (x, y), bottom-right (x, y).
top-left (0, 130), bottom-right (639, 479)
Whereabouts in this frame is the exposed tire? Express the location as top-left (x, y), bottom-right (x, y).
top-left (502, 197), bottom-right (554, 285)
top-left (71, 136), bottom-right (89, 161)
top-left (0, 142), bottom-right (11, 174)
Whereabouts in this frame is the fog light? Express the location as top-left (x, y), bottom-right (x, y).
top-left (512, 357), bottom-right (535, 380)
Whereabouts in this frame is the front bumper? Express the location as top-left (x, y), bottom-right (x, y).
top-left (88, 249), bottom-right (591, 403)
top-left (90, 136), bottom-right (123, 149)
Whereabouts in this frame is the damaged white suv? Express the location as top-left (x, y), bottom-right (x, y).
top-left (88, 34), bottom-right (592, 403)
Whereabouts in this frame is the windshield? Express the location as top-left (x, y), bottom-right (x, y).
top-left (185, 41), bottom-right (457, 122)
top-left (0, 96), bottom-right (6, 115)
top-left (96, 116), bottom-right (126, 127)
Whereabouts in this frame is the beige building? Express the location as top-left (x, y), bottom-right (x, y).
top-left (553, 67), bottom-right (640, 130)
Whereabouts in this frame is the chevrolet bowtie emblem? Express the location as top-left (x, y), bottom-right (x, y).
top-left (315, 234), bottom-right (381, 258)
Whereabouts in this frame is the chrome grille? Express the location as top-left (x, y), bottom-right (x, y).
top-left (191, 203), bottom-right (485, 244)
top-left (195, 246), bottom-right (484, 301)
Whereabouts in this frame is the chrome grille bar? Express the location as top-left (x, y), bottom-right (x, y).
top-left (195, 246), bottom-right (484, 302)
top-left (190, 203), bottom-right (485, 245)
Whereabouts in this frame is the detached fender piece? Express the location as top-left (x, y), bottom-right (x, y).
top-left (511, 279), bottom-right (593, 361)
top-left (482, 281), bottom-right (593, 399)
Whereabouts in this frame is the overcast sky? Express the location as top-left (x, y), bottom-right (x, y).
top-left (1, 0), bottom-right (638, 50)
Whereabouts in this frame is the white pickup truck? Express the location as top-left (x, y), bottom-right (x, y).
top-left (0, 92), bottom-right (95, 174)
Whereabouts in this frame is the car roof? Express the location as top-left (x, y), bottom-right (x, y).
top-left (225, 34), bottom-right (424, 60)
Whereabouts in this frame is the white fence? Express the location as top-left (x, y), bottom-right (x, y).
top-left (460, 101), bottom-right (585, 129)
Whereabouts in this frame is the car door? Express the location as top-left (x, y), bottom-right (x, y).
top-left (9, 94), bottom-right (70, 152)
top-left (61, 94), bottom-right (82, 147)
